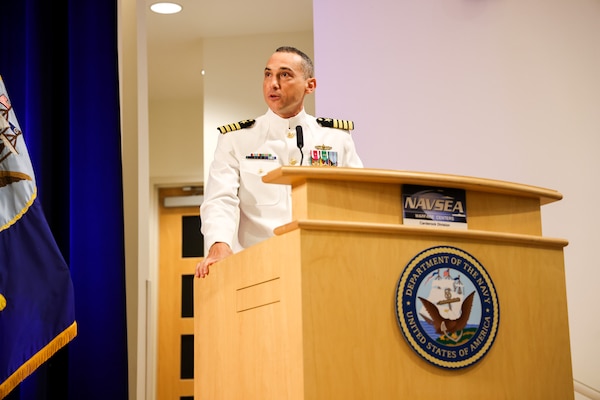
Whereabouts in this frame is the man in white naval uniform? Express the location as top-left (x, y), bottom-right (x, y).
top-left (195, 46), bottom-right (363, 279)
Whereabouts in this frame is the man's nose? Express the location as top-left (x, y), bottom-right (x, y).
top-left (268, 76), bottom-right (280, 88)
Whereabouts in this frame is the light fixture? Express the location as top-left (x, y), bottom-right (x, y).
top-left (150, 2), bottom-right (182, 14)
top-left (163, 195), bottom-right (203, 208)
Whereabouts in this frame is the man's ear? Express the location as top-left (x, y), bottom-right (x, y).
top-left (305, 77), bottom-right (317, 94)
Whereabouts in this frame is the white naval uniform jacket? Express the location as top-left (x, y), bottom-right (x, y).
top-left (200, 108), bottom-right (364, 252)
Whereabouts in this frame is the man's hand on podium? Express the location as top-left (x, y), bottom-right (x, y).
top-left (195, 242), bottom-right (233, 279)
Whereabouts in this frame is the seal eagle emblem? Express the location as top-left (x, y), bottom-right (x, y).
top-left (395, 246), bottom-right (500, 369)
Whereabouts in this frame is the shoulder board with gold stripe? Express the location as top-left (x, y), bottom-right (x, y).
top-left (217, 119), bottom-right (255, 134)
top-left (317, 117), bottom-right (354, 131)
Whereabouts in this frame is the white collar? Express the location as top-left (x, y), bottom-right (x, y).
top-left (265, 108), bottom-right (307, 130)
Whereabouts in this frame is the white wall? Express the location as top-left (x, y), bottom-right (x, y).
top-left (314, 0), bottom-right (600, 394)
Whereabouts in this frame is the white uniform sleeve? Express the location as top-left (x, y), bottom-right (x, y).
top-left (341, 132), bottom-right (364, 168)
top-left (200, 133), bottom-right (241, 251)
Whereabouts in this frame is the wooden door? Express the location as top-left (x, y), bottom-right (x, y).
top-left (157, 187), bottom-right (203, 399)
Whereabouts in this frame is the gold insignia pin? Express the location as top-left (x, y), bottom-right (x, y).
top-left (315, 144), bottom-right (332, 150)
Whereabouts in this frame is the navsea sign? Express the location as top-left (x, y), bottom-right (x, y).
top-left (402, 185), bottom-right (467, 229)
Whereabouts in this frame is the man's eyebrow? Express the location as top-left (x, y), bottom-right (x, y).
top-left (264, 66), bottom-right (295, 73)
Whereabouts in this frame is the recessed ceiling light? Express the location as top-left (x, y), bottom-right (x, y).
top-left (150, 2), bottom-right (182, 14)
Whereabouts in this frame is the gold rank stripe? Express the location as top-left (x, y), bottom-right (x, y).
top-left (217, 119), bottom-right (255, 134)
top-left (316, 117), bottom-right (355, 131)
top-left (335, 119), bottom-right (354, 130)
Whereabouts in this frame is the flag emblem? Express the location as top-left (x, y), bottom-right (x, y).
top-left (0, 75), bottom-right (77, 397)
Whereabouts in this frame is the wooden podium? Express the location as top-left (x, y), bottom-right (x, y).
top-left (194, 167), bottom-right (573, 399)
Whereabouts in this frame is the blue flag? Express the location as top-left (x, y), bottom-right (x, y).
top-left (0, 76), bottom-right (77, 397)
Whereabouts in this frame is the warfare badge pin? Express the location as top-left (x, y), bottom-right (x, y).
top-left (395, 246), bottom-right (500, 369)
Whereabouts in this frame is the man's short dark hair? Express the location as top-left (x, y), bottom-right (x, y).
top-left (275, 46), bottom-right (314, 78)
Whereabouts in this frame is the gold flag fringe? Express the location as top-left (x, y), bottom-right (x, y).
top-left (0, 321), bottom-right (77, 399)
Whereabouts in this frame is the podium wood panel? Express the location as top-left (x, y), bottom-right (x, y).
top-left (265, 167), bottom-right (559, 235)
top-left (195, 227), bottom-right (572, 399)
top-left (194, 168), bottom-right (572, 399)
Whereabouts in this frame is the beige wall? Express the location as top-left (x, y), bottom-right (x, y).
top-left (149, 97), bottom-right (204, 185)
top-left (119, 0), bottom-right (150, 399)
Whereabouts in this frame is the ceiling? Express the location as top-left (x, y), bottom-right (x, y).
top-left (145, 0), bottom-right (313, 100)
